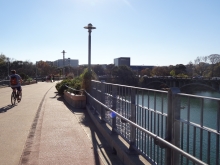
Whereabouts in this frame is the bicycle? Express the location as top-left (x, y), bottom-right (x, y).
top-left (11, 88), bottom-right (22, 105)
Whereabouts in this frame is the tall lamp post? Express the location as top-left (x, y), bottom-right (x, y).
top-left (61, 50), bottom-right (66, 78)
top-left (84, 23), bottom-right (96, 73)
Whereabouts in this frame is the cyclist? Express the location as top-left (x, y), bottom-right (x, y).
top-left (9, 70), bottom-right (23, 101)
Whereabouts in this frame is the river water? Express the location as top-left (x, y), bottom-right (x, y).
top-left (134, 89), bottom-right (220, 164)
top-left (180, 90), bottom-right (220, 164)
top-left (106, 88), bottom-right (220, 164)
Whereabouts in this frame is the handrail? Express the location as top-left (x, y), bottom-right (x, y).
top-left (64, 85), bottom-right (84, 93)
top-left (84, 90), bottom-right (207, 165)
top-left (0, 80), bottom-right (10, 87)
top-left (64, 84), bottom-right (207, 165)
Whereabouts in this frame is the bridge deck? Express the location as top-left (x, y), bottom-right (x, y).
top-left (0, 82), bottom-right (122, 165)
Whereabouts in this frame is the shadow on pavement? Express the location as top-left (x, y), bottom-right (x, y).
top-left (49, 91), bottom-right (60, 99)
top-left (61, 96), bottom-right (123, 165)
top-left (0, 104), bottom-right (15, 113)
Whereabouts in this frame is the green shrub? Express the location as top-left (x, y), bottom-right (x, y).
top-left (80, 68), bottom-right (97, 91)
top-left (55, 79), bottom-right (73, 95)
top-left (56, 68), bottom-right (98, 95)
top-left (27, 77), bottom-right (33, 82)
top-left (20, 73), bottom-right (28, 81)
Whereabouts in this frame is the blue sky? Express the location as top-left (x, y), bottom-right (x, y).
top-left (1, 0), bottom-right (220, 66)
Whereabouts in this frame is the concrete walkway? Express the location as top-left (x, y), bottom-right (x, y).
top-left (0, 82), bottom-right (123, 165)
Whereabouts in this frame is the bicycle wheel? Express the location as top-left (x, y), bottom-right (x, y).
top-left (11, 92), bottom-right (16, 105)
top-left (18, 92), bottom-right (22, 103)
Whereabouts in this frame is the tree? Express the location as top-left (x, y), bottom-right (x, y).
top-left (0, 54), bottom-right (9, 78)
top-left (174, 64), bottom-right (186, 75)
top-left (151, 66), bottom-right (169, 76)
top-left (37, 60), bottom-right (55, 76)
top-left (208, 54), bottom-right (220, 77)
top-left (105, 64), bottom-right (114, 76)
top-left (213, 62), bottom-right (220, 77)
top-left (92, 65), bottom-right (105, 76)
top-left (111, 65), bottom-right (137, 86)
top-left (185, 61), bottom-right (194, 77)
top-left (194, 56), bottom-right (209, 76)
top-left (140, 68), bottom-right (151, 76)
top-left (170, 70), bottom-right (175, 76)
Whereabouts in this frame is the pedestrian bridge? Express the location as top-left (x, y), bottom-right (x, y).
top-left (1, 80), bottom-right (218, 165)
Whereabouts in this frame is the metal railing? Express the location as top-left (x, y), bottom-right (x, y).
top-left (84, 80), bottom-right (220, 165)
top-left (0, 80), bottom-right (9, 87)
top-left (65, 85), bottom-right (84, 94)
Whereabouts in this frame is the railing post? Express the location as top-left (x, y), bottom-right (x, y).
top-left (93, 81), bottom-right (98, 113)
top-left (86, 81), bottom-right (92, 106)
top-left (111, 85), bottom-right (117, 133)
top-left (217, 101), bottom-right (220, 133)
top-left (166, 87), bottom-right (181, 165)
top-left (100, 81), bottom-right (105, 122)
top-left (128, 88), bottom-right (136, 153)
top-left (89, 81), bottom-right (96, 114)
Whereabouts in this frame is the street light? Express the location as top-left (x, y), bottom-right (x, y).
top-left (61, 50), bottom-right (66, 78)
top-left (84, 23), bottom-right (96, 73)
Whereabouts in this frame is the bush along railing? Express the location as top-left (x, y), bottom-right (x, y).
top-left (85, 80), bottom-right (215, 165)
top-left (64, 85), bottom-right (86, 109)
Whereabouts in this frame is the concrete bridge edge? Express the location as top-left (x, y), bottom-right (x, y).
top-left (85, 105), bottom-right (151, 165)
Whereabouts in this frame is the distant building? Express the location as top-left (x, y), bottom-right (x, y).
top-left (114, 57), bottom-right (130, 67)
top-left (53, 59), bottom-right (79, 68)
top-left (130, 65), bottom-right (155, 71)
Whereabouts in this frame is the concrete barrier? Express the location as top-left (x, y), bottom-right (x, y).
top-left (64, 91), bottom-right (86, 108)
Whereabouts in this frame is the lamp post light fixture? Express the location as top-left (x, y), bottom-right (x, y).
top-left (61, 50), bottom-right (66, 78)
top-left (84, 23), bottom-right (96, 73)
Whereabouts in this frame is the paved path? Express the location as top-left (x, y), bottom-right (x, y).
top-left (0, 82), bottom-right (123, 165)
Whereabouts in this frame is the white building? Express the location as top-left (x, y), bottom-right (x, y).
top-left (53, 59), bottom-right (79, 68)
top-left (114, 57), bottom-right (130, 67)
